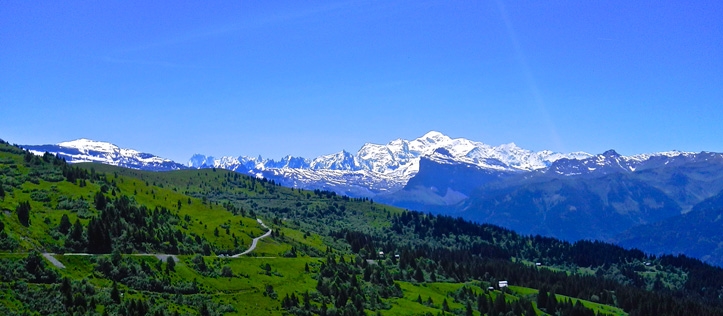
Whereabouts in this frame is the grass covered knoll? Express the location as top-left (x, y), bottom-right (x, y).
top-left (4, 139), bottom-right (723, 315)
top-left (86, 164), bottom-right (402, 234)
top-left (0, 152), bottom-right (268, 256)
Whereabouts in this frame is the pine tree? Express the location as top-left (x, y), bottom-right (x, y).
top-left (493, 292), bottom-right (507, 315)
top-left (60, 277), bottom-right (72, 307)
top-left (477, 294), bottom-right (488, 314)
top-left (303, 291), bottom-right (311, 310)
top-left (111, 281), bottom-right (120, 303)
top-left (199, 302), bottom-right (210, 316)
top-left (414, 265), bottom-right (425, 282)
top-left (58, 214), bottom-right (71, 234)
top-left (166, 256), bottom-right (176, 273)
top-left (537, 288), bottom-right (548, 309)
top-left (94, 191), bottom-right (107, 210)
top-left (465, 300), bottom-right (474, 316)
top-left (547, 291), bottom-right (558, 312)
top-left (16, 201), bottom-right (31, 227)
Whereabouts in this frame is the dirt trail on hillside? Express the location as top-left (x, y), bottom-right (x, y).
top-left (230, 219), bottom-right (272, 258)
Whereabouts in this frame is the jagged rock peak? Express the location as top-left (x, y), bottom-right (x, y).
top-left (433, 148), bottom-right (453, 157)
top-left (602, 149), bottom-right (621, 157)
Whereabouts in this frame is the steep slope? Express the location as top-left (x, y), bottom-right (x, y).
top-left (376, 149), bottom-right (517, 210)
top-left (632, 152), bottom-right (723, 212)
top-left (616, 190), bottom-right (723, 267)
top-left (455, 173), bottom-right (681, 242)
top-left (540, 150), bottom-right (723, 214)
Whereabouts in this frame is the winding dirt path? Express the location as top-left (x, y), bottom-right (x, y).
top-left (229, 219), bottom-right (272, 258)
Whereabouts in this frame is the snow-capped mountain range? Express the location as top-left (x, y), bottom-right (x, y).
top-left (21, 131), bottom-right (699, 196)
top-left (190, 131), bottom-right (592, 172)
top-left (185, 131), bottom-right (593, 195)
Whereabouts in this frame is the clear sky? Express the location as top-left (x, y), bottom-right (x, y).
top-left (1, 1), bottom-right (721, 162)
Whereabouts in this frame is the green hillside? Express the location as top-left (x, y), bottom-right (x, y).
top-left (3, 140), bottom-right (723, 315)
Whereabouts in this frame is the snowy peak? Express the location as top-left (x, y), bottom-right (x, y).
top-left (267, 155), bottom-right (310, 169)
top-left (188, 154), bottom-right (215, 168)
top-left (357, 143), bottom-right (398, 173)
top-left (57, 138), bottom-right (120, 153)
top-left (51, 138), bottom-right (158, 162)
top-left (398, 132), bottom-right (591, 172)
top-left (310, 150), bottom-right (360, 170)
top-left (626, 150), bottom-right (695, 163)
top-left (189, 154), bottom-right (258, 171)
top-left (421, 130), bottom-right (447, 139)
top-left (416, 131), bottom-right (452, 146)
top-left (23, 139), bottom-right (187, 171)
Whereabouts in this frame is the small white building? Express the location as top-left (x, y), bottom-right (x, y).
top-left (535, 262), bottom-right (542, 267)
top-left (498, 281), bottom-right (508, 288)
top-left (378, 251), bottom-right (384, 257)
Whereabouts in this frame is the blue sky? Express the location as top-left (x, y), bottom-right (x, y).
top-left (1, 1), bottom-right (721, 162)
